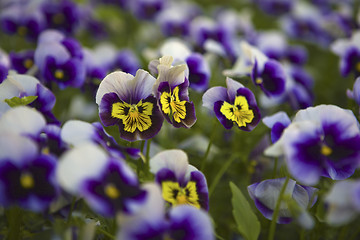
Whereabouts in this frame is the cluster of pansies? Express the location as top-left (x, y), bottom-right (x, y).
top-left (1, 0), bottom-right (360, 239)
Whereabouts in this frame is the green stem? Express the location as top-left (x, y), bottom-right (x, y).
top-left (201, 120), bottom-right (217, 172)
top-left (66, 197), bottom-right (77, 225)
top-left (209, 155), bottom-right (237, 198)
top-left (96, 227), bottom-right (115, 239)
top-left (6, 206), bottom-right (22, 240)
top-left (144, 139), bottom-right (152, 177)
top-left (268, 176), bottom-right (290, 240)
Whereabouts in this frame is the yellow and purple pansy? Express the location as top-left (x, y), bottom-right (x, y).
top-left (150, 149), bottom-right (209, 211)
top-left (96, 69), bottom-right (163, 142)
top-left (203, 77), bottom-right (261, 131)
top-left (151, 56), bottom-right (197, 128)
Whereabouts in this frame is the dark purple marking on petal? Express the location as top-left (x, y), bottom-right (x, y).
top-left (189, 171), bottom-right (209, 211)
top-left (214, 101), bottom-right (233, 130)
top-left (99, 92), bottom-right (121, 127)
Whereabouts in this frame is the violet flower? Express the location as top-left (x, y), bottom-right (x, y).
top-left (265, 105), bottom-right (360, 185)
top-left (150, 149), bottom-right (209, 210)
top-left (248, 178), bottom-right (317, 227)
top-left (203, 77), bottom-right (260, 131)
top-left (10, 50), bottom-right (35, 74)
top-left (96, 70), bottom-right (163, 142)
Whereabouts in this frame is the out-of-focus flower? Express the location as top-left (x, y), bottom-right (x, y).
top-left (203, 77), bottom-right (260, 131)
top-left (117, 183), bottom-right (214, 240)
top-left (57, 143), bottom-right (146, 217)
top-left (61, 120), bottom-right (140, 159)
top-left (0, 73), bottom-right (57, 123)
top-left (255, 0), bottom-right (296, 16)
top-left (0, 2), bottom-right (45, 41)
top-left (41, 0), bottom-right (80, 34)
top-left (0, 133), bottom-right (58, 211)
top-left (262, 111), bottom-right (291, 143)
top-left (347, 76), bottom-right (360, 106)
top-left (10, 50), bottom-right (35, 74)
top-left (151, 56), bottom-right (197, 128)
top-left (35, 30), bottom-right (86, 89)
top-left (150, 149), bottom-right (209, 210)
top-left (265, 105), bottom-right (360, 185)
top-left (0, 49), bottom-right (10, 83)
top-left (129, 0), bottom-right (166, 20)
top-left (96, 70), bottom-right (163, 141)
top-left (113, 49), bottom-right (141, 76)
top-left (325, 180), bottom-right (360, 226)
top-left (248, 178), bottom-right (317, 228)
top-left (331, 31), bottom-right (360, 78)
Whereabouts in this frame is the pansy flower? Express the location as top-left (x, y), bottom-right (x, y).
top-left (150, 56), bottom-right (197, 128)
top-left (203, 77), bottom-right (260, 131)
top-left (61, 120), bottom-right (140, 159)
top-left (10, 49), bottom-right (35, 74)
top-left (265, 105), bottom-right (360, 185)
top-left (35, 30), bottom-right (86, 89)
top-left (0, 49), bottom-right (10, 83)
top-left (262, 111), bottom-right (291, 143)
top-left (96, 70), bottom-right (163, 142)
top-left (57, 143), bottom-right (146, 217)
top-left (117, 184), bottom-right (214, 240)
top-left (150, 149), bottom-right (209, 210)
top-left (0, 133), bottom-right (58, 211)
top-left (248, 178), bottom-right (317, 228)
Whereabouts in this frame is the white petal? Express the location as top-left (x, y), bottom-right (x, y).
top-left (226, 77), bottom-right (244, 100)
top-left (149, 149), bottom-right (189, 181)
top-left (57, 143), bottom-right (109, 194)
top-left (0, 106), bottom-right (46, 136)
top-left (61, 120), bottom-right (96, 146)
top-left (0, 133), bottom-right (37, 164)
top-left (160, 38), bottom-right (191, 61)
top-left (262, 111), bottom-right (291, 128)
top-left (95, 71), bottom-right (134, 105)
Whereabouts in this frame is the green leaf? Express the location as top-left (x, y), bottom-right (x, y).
top-left (4, 96), bottom-right (38, 108)
top-left (230, 182), bottom-right (260, 240)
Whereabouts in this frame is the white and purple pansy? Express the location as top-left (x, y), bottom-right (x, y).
top-left (265, 105), bottom-right (360, 185)
top-left (57, 143), bottom-right (146, 217)
top-left (0, 73), bottom-right (57, 123)
top-left (202, 77), bottom-right (261, 131)
top-left (96, 69), bottom-right (164, 142)
top-left (262, 111), bottom-right (291, 143)
top-left (61, 120), bottom-right (140, 159)
top-left (150, 149), bottom-right (209, 211)
top-left (117, 183), bottom-right (214, 240)
top-left (0, 133), bottom-right (59, 212)
top-left (151, 56), bottom-right (197, 128)
top-left (9, 49), bottom-right (35, 74)
top-left (248, 178), bottom-right (317, 226)
top-left (34, 30), bottom-right (86, 89)
top-left (0, 49), bottom-right (10, 83)
top-left (331, 30), bottom-right (360, 77)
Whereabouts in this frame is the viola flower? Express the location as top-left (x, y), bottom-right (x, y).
top-left (0, 73), bottom-right (57, 123)
top-left (129, 0), bottom-right (165, 20)
top-left (255, 0), bottom-right (295, 15)
top-left (41, 0), bottom-right (80, 34)
top-left (151, 56), bottom-right (197, 128)
top-left (331, 31), bottom-right (360, 77)
top-left (285, 45), bottom-right (308, 66)
top-left (265, 105), bottom-right (360, 185)
top-left (35, 30), bottom-right (86, 89)
top-left (0, 3), bottom-right (45, 41)
top-left (117, 184), bottom-right (214, 240)
top-left (0, 133), bottom-right (59, 211)
top-left (10, 49), bottom-right (35, 74)
top-left (325, 180), bottom-right (360, 226)
top-left (57, 143), bottom-right (146, 217)
top-left (203, 77), bottom-right (261, 131)
top-left (150, 149), bottom-right (209, 210)
top-left (248, 178), bottom-right (317, 227)
top-left (347, 77), bottom-right (360, 107)
top-left (61, 120), bottom-right (140, 159)
top-left (113, 49), bottom-right (141, 76)
top-left (262, 111), bottom-right (291, 143)
top-left (96, 70), bottom-right (163, 142)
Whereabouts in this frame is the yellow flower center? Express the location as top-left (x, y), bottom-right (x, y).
top-left (111, 100), bottom-right (153, 133)
top-left (220, 95), bottom-right (254, 128)
top-left (161, 181), bottom-right (200, 209)
top-left (356, 62), bottom-right (360, 72)
top-left (20, 172), bottom-right (34, 189)
top-left (104, 184), bottom-right (120, 199)
top-left (321, 144), bottom-right (332, 156)
top-left (160, 86), bottom-right (187, 123)
top-left (255, 78), bottom-right (263, 84)
top-left (54, 69), bottom-right (64, 79)
top-left (24, 59), bottom-right (33, 69)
